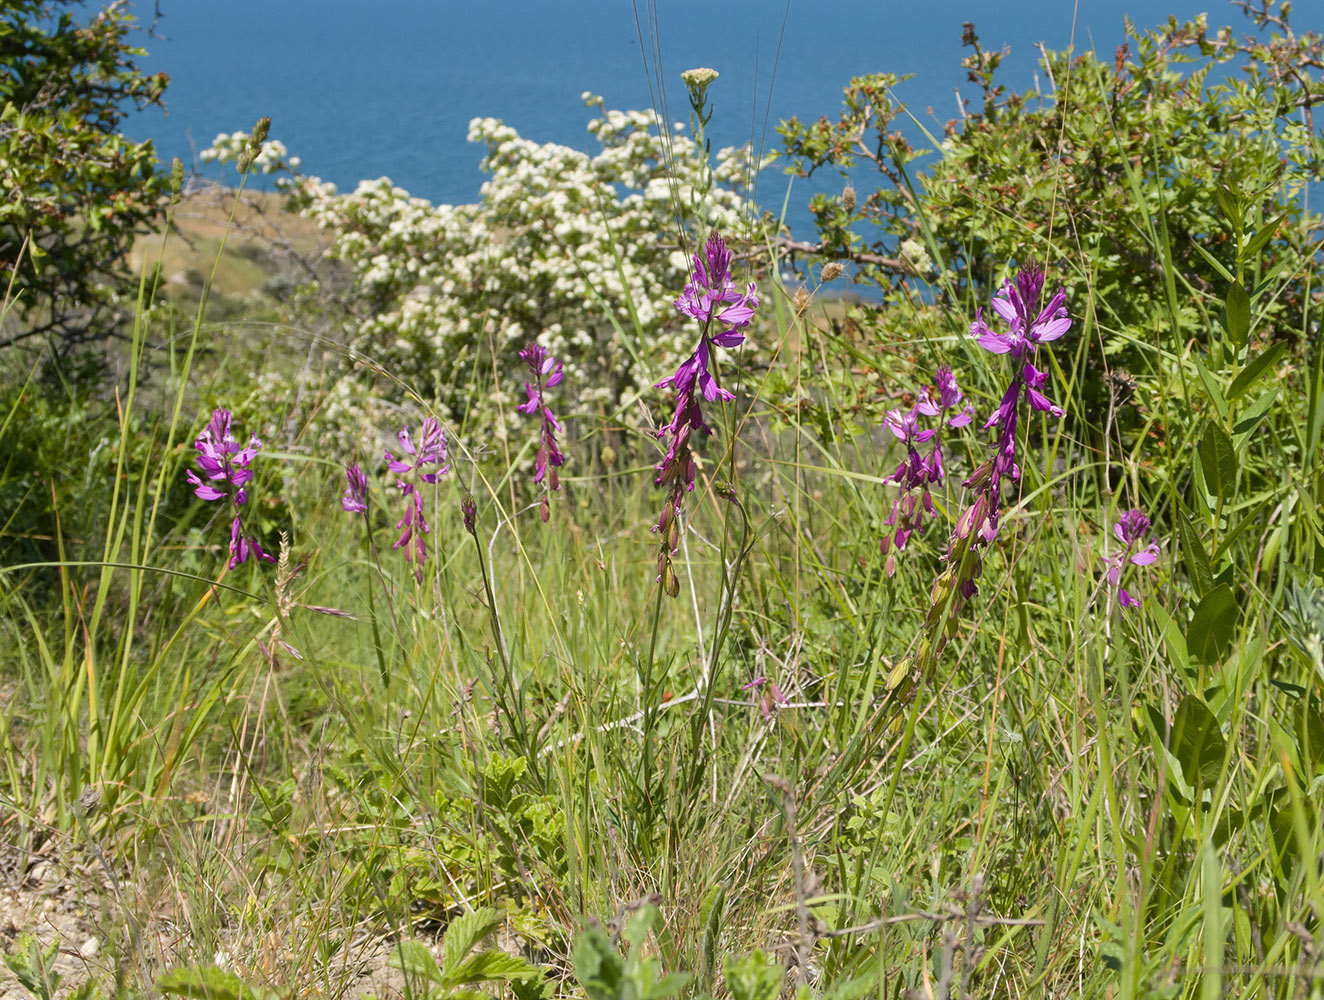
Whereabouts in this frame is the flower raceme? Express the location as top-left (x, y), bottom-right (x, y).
top-left (186, 408), bottom-right (274, 569)
top-left (880, 367), bottom-right (972, 575)
top-left (652, 231), bottom-right (758, 597)
top-left (385, 417), bottom-right (450, 583)
top-left (1108, 507), bottom-right (1160, 610)
top-left (945, 264), bottom-right (1070, 605)
top-left (516, 342), bottom-right (566, 521)
top-left (341, 463), bottom-right (368, 514)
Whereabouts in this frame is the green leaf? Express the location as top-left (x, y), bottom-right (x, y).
top-left (1188, 584), bottom-right (1238, 665)
top-left (1170, 695), bottom-right (1227, 789)
top-left (1177, 506), bottom-right (1214, 598)
top-left (156, 966), bottom-right (282, 1000)
top-left (572, 929), bottom-right (627, 1000)
top-left (700, 882), bottom-right (727, 986)
top-left (1242, 213), bottom-right (1289, 262)
top-left (1191, 241), bottom-right (1234, 284)
top-left (725, 952), bottom-right (784, 1000)
top-left (441, 909), bottom-right (504, 979)
top-left (1216, 184), bottom-right (1244, 229)
top-left (1232, 386), bottom-right (1279, 448)
top-left (1199, 422), bottom-right (1238, 500)
top-left (1222, 282), bottom-right (1251, 348)
top-left (388, 940), bottom-right (445, 987)
top-left (1227, 342), bottom-right (1286, 401)
top-left (445, 950), bottom-right (542, 987)
top-left (1192, 355), bottom-right (1229, 422)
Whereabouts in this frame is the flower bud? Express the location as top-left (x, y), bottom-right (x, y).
top-left (461, 493), bottom-right (477, 536)
top-left (842, 184), bottom-right (856, 213)
top-left (793, 285), bottom-right (812, 317)
top-left (250, 116), bottom-right (271, 149)
top-left (820, 261), bottom-right (845, 283)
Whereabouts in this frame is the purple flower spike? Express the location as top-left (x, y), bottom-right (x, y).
top-left (342, 464), bottom-right (368, 514)
top-left (879, 368), bottom-right (970, 572)
top-left (945, 263), bottom-right (1073, 609)
top-left (384, 416), bottom-right (450, 582)
top-left (517, 342), bottom-right (567, 519)
top-left (653, 230), bottom-right (758, 596)
top-left (1105, 507), bottom-right (1161, 611)
top-left (186, 408), bottom-right (274, 569)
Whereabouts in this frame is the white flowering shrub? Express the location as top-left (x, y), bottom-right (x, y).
top-left (201, 131), bottom-right (301, 174)
top-left (205, 96), bottom-right (779, 443)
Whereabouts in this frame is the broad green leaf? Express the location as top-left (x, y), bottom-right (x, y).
top-left (1170, 695), bottom-right (1227, 789)
top-left (388, 940), bottom-right (445, 987)
top-left (1232, 386), bottom-right (1279, 449)
top-left (1177, 506), bottom-right (1214, 598)
top-left (445, 950), bottom-right (542, 987)
top-left (1188, 584), bottom-right (1238, 665)
top-left (1200, 422), bottom-right (1238, 500)
top-left (156, 966), bottom-right (282, 1000)
top-left (1192, 355), bottom-right (1229, 422)
top-left (441, 908), bottom-right (504, 979)
top-left (1227, 342), bottom-right (1286, 401)
top-left (1242, 213), bottom-right (1289, 261)
top-left (1222, 282), bottom-right (1250, 348)
top-left (724, 952), bottom-right (784, 1000)
top-left (572, 929), bottom-right (627, 1000)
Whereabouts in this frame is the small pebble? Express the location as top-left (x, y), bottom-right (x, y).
top-left (80, 937), bottom-right (100, 959)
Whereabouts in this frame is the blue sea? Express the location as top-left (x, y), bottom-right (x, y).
top-left (128, 1), bottom-right (1323, 242)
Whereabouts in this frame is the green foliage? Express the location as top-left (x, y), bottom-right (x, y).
top-left (0, 0), bottom-right (171, 352)
top-left (384, 908), bottom-right (544, 1000)
top-left (157, 965), bottom-right (283, 1000)
top-left (781, 6), bottom-right (1322, 406)
top-left (573, 907), bottom-right (690, 1000)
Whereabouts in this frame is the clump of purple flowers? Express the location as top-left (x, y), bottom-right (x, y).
top-left (341, 463), bottom-right (368, 514)
top-left (385, 417), bottom-right (450, 583)
top-left (880, 367), bottom-right (972, 576)
top-left (948, 263), bottom-right (1070, 603)
top-left (516, 342), bottom-right (566, 522)
top-left (652, 230), bottom-right (758, 597)
top-left (186, 408), bottom-right (274, 569)
top-left (1108, 508), bottom-right (1160, 610)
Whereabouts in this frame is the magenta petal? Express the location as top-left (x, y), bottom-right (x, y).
top-left (977, 332), bottom-right (1013, 354)
top-left (1130, 543), bottom-right (1160, 566)
top-left (1119, 589), bottom-right (1141, 609)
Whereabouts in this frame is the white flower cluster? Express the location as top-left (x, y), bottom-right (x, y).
top-left (228, 99), bottom-right (778, 439)
top-left (201, 131), bottom-right (302, 174)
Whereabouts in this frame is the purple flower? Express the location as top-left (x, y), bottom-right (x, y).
top-left (186, 408), bottom-right (273, 569)
top-left (385, 417), bottom-right (450, 582)
top-left (342, 463), bottom-right (368, 514)
top-left (743, 676), bottom-right (790, 721)
top-left (461, 493), bottom-right (477, 536)
top-left (1106, 507), bottom-right (1160, 611)
top-left (516, 342), bottom-right (566, 519)
top-left (879, 368), bottom-right (970, 574)
top-left (944, 263), bottom-right (1072, 605)
top-left (673, 231), bottom-right (760, 346)
top-left (969, 264), bottom-right (1071, 360)
top-left (653, 231), bottom-right (758, 597)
